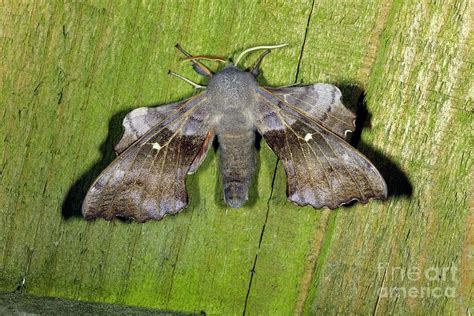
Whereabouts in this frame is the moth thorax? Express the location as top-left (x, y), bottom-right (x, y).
top-left (207, 67), bottom-right (256, 101)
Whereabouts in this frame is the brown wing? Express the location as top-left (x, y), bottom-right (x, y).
top-left (255, 87), bottom-right (387, 209)
top-left (266, 84), bottom-right (356, 139)
top-left (82, 93), bottom-right (213, 222)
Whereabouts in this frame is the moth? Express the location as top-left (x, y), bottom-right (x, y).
top-left (82, 44), bottom-right (387, 222)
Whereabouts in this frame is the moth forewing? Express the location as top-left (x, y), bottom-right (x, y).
top-left (265, 84), bottom-right (357, 140)
top-left (254, 87), bottom-right (387, 208)
top-left (114, 101), bottom-right (182, 155)
top-left (82, 93), bottom-right (214, 222)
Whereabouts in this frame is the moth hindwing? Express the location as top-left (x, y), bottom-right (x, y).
top-left (82, 45), bottom-right (387, 222)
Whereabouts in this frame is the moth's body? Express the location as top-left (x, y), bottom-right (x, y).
top-left (82, 45), bottom-right (388, 222)
top-left (207, 66), bottom-right (258, 207)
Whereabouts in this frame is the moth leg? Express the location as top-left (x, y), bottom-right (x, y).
top-left (250, 49), bottom-right (271, 77)
top-left (168, 70), bottom-right (206, 89)
top-left (175, 43), bottom-right (213, 77)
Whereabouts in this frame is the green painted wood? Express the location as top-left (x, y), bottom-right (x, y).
top-left (0, 0), bottom-right (472, 314)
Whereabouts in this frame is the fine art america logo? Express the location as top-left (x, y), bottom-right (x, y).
top-left (377, 263), bottom-right (457, 299)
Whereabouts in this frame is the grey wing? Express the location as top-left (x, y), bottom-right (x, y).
top-left (255, 87), bottom-right (387, 209)
top-left (115, 101), bottom-right (180, 154)
top-left (82, 93), bottom-right (213, 222)
top-left (266, 84), bottom-right (356, 139)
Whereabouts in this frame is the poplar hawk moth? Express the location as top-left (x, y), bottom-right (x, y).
top-left (82, 44), bottom-right (387, 222)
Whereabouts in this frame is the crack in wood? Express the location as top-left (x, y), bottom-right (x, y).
top-left (243, 1), bottom-right (316, 313)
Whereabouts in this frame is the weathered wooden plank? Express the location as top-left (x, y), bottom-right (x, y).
top-left (0, 0), bottom-right (471, 314)
top-left (0, 1), bottom-right (312, 314)
top-left (299, 1), bottom-right (473, 314)
top-left (244, 0), bottom-right (398, 313)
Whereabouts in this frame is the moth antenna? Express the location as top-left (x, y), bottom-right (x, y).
top-left (235, 44), bottom-right (288, 67)
top-left (250, 49), bottom-right (271, 77)
top-left (174, 43), bottom-right (192, 57)
top-left (182, 56), bottom-right (227, 64)
top-left (168, 70), bottom-right (206, 89)
top-left (174, 43), bottom-right (213, 77)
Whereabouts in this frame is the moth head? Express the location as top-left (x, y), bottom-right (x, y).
top-left (179, 44), bottom-right (288, 79)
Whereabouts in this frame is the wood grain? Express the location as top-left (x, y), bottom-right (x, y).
top-left (0, 0), bottom-right (471, 314)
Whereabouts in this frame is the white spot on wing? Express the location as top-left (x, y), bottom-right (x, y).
top-left (150, 142), bottom-right (162, 151)
top-left (304, 133), bottom-right (313, 142)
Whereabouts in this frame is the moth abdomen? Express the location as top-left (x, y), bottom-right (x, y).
top-left (218, 131), bottom-right (256, 208)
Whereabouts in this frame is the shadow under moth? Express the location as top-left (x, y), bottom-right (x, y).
top-left (82, 44), bottom-right (387, 222)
